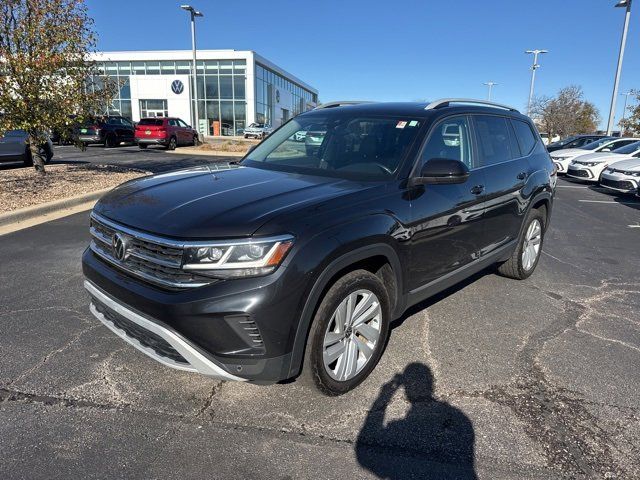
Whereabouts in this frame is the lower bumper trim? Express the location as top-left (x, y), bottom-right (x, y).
top-left (84, 280), bottom-right (246, 381)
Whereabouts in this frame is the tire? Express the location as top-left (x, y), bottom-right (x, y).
top-left (138, 143), bottom-right (147, 149)
top-left (166, 136), bottom-right (177, 150)
top-left (192, 135), bottom-right (199, 146)
top-left (23, 147), bottom-right (33, 167)
top-left (300, 269), bottom-right (391, 396)
top-left (244, 134), bottom-right (249, 139)
top-left (104, 134), bottom-right (116, 148)
top-left (44, 146), bottom-right (53, 163)
top-left (497, 208), bottom-right (545, 280)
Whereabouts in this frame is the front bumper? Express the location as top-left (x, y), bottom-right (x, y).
top-left (552, 158), bottom-right (571, 173)
top-left (82, 248), bottom-right (302, 383)
top-left (86, 280), bottom-right (245, 381)
top-left (600, 172), bottom-right (639, 193)
top-left (567, 165), bottom-right (597, 181)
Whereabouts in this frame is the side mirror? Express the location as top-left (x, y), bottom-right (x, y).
top-left (410, 158), bottom-right (470, 186)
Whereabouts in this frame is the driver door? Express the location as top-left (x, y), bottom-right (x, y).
top-left (408, 115), bottom-right (486, 289)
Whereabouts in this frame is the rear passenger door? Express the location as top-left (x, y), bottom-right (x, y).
top-left (472, 114), bottom-right (532, 256)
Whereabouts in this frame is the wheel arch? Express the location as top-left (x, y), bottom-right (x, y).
top-left (287, 243), bottom-right (403, 379)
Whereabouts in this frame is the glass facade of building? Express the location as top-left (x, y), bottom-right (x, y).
top-left (255, 63), bottom-right (318, 125)
top-left (93, 56), bottom-right (317, 136)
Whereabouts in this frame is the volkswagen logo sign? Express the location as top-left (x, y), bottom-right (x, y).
top-left (112, 233), bottom-right (129, 262)
top-left (171, 79), bottom-right (184, 95)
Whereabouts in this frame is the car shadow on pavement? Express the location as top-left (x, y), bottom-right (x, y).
top-left (355, 362), bottom-right (477, 479)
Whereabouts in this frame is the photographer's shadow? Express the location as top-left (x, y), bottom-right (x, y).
top-left (356, 363), bottom-right (477, 479)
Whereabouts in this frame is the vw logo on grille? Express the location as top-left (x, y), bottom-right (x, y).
top-left (112, 233), bottom-right (129, 262)
top-left (171, 79), bottom-right (184, 94)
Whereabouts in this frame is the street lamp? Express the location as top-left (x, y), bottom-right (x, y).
top-left (483, 81), bottom-right (498, 101)
top-left (525, 49), bottom-right (548, 117)
top-left (620, 90), bottom-right (633, 129)
top-left (181, 4), bottom-right (204, 134)
top-left (606, 0), bottom-right (633, 136)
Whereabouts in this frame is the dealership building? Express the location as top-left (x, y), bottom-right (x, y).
top-left (90, 50), bottom-right (318, 136)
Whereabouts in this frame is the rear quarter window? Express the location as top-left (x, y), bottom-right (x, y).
top-left (511, 119), bottom-right (537, 156)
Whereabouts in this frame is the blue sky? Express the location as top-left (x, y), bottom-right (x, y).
top-left (87, 0), bottom-right (639, 129)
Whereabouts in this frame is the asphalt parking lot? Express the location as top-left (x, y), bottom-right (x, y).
top-left (0, 143), bottom-right (234, 174)
top-left (1, 148), bottom-right (639, 478)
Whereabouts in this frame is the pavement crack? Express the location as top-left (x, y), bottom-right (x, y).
top-left (0, 387), bottom-right (129, 411)
top-left (6, 323), bottom-right (100, 387)
top-left (195, 381), bottom-right (224, 418)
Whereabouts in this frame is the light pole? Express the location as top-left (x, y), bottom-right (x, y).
top-left (620, 90), bottom-right (633, 130)
top-left (483, 81), bottom-right (498, 101)
top-left (181, 5), bottom-right (203, 134)
top-left (526, 49), bottom-right (548, 117)
top-left (606, 0), bottom-right (633, 136)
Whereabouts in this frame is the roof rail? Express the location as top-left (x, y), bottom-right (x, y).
top-left (314, 101), bottom-right (374, 110)
top-left (425, 98), bottom-right (519, 113)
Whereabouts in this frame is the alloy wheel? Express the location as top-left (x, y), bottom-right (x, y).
top-left (322, 289), bottom-right (382, 382)
top-left (522, 218), bottom-right (542, 271)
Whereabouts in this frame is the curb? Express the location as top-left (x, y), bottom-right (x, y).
top-left (167, 149), bottom-right (246, 157)
top-left (0, 187), bottom-right (113, 228)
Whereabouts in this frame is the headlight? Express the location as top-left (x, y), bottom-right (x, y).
top-left (182, 236), bottom-right (294, 278)
top-left (627, 171), bottom-right (640, 177)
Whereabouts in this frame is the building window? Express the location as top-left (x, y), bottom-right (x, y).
top-left (139, 99), bottom-right (168, 118)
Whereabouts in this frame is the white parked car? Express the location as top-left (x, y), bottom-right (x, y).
top-left (566, 141), bottom-right (640, 183)
top-left (0, 129), bottom-right (54, 166)
top-left (550, 137), bottom-right (639, 174)
top-left (243, 123), bottom-right (273, 139)
top-left (599, 157), bottom-right (640, 194)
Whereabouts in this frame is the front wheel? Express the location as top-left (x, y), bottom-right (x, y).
top-left (497, 208), bottom-right (545, 280)
top-left (301, 269), bottom-right (391, 396)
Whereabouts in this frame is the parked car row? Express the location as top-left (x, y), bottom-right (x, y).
top-left (550, 136), bottom-right (640, 195)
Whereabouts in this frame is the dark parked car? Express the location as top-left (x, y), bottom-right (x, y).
top-left (83, 99), bottom-right (556, 395)
top-left (135, 117), bottom-right (199, 150)
top-left (76, 115), bottom-right (135, 147)
top-left (546, 134), bottom-right (609, 152)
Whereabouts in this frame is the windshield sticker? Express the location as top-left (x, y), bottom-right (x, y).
top-left (408, 120), bottom-right (419, 127)
top-left (396, 121), bottom-right (407, 129)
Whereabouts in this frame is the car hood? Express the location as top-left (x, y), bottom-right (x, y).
top-left (550, 148), bottom-right (591, 158)
top-left (573, 152), bottom-right (629, 164)
top-left (608, 158), bottom-right (640, 171)
top-left (93, 164), bottom-right (370, 239)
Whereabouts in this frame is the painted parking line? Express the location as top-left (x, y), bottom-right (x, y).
top-left (579, 199), bottom-right (640, 205)
top-left (629, 225), bottom-right (640, 229)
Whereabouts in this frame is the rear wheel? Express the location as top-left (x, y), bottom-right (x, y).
top-left (301, 270), bottom-right (391, 396)
top-left (104, 134), bottom-right (117, 148)
top-left (166, 136), bottom-right (177, 150)
top-left (138, 143), bottom-right (147, 149)
top-left (497, 208), bottom-right (545, 280)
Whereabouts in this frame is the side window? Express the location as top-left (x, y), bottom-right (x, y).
top-left (474, 115), bottom-right (518, 166)
top-left (420, 116), bottom-right (473, 169)
top-left (511, 119), bottom-right (537, 156)
top-left (168, 119), bottom-right (178, 127)
top-left (121, 118), bottom-right (133, 127)
top-left (177, 119), bottom-right (189, 128)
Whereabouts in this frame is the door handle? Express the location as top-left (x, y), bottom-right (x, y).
top-left (470, 185), bottom-right (485, 195)
top-left (517, 171), bottom-right (528, 180)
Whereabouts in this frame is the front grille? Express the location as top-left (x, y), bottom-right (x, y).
top-left (92, 296), bottom-right (188, 364)
top-left (89, 213), bottom-right (216, 289)
top-left (568, 167), bottom-right (589, 178)
top-left (601, 178), bottom-right (635, 191)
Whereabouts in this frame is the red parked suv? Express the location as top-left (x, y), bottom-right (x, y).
top-left (135, 117), bottom-right (199, 150)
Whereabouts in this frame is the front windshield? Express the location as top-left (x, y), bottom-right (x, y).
top-left (612, 141), bottom-right (640, 155)
top-left (243, 112), bottom-right (423, 180)
top-left (581, 138), bottom-right (614, 150)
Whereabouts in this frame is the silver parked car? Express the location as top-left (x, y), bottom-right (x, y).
top-left (243, 123), bottom-right (273, 139)
top-left (0, 130), bottom-right (54, 166)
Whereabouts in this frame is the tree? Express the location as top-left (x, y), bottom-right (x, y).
top-left (619, 90), bottom-right (640, 135)
top-left (0, 0), bottom-right (116, 174)
top-left (531, 86), bottom-right (600, 141)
